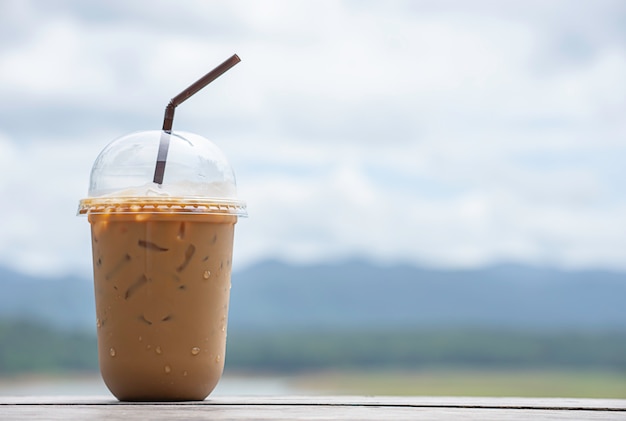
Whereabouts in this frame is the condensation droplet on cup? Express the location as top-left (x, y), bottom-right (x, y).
top-left (203, 270), bottom-right (211, 280)
top-left (164, 365), bottom-right (171, 374)
top-left (215, 355), bottom-right (221, 363)
top-left (156, 346), bottom-right (162, 355)
top-left (109, 348), bottom-right (116, 357)
top-left (191, 347), bottom-right (200, 356)
top-left (183, 371), bottom-right (188, 377)
top-left (138, 336), bottom-right (142, 342)
top-left (96, 318), bottom-right (101, 328)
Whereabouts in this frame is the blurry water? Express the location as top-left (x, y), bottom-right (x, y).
top-left (0, 374), bottom-right (300, 397)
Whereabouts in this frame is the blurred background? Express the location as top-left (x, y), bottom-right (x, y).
top-left (1, 0), bottom-right (625, 398)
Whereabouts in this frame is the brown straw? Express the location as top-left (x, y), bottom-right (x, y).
top-left (153, 54), bottom-right (241, 184)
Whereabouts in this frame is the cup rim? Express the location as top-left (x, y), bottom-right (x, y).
top-left (77, 196), bottom-right (248, 217)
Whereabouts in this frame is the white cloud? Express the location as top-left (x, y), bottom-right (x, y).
top-left (0, 131), bottom-right (103, 277)
top-left (1, 0), bottom-right (626, 277)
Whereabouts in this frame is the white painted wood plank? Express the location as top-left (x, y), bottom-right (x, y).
top-left (1, 396), bottom-right (625, 421)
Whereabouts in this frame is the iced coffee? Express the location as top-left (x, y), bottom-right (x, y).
top-left (79, 55), bottom-right (244, 400)
top-left (79, 129), bottom-right (246, 401)
top-left (90, 210), bottom-right (236, 401)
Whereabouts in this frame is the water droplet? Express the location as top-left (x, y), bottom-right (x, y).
top-left (203, 270), bottom-right (211, 280)
top-left (215, 355), bottom-right (221, 363)
top-left (109, 348), bottom-right (116, 357)
top-left (146, 344), bottom-right (152, 350)
top-left (164, 365), bottom-right (171, 374)
top-left (156, 346), bottom-right (162, 355)
top-left (183, 371), bottom-right (188, 377)
top-left (138, 336), bottom-right (142, 342)
top-left (96, 318), bottom-right (101, 328)
top-left (191, 347), bottom-right (200, 356)
top-left (221, 326), bottom-right (226, 332)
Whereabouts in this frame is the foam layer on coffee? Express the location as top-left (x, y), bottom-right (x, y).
top-left (98, 180), bottom-right (238, 200)
top-left (78, 180), bottom-right (246, 216)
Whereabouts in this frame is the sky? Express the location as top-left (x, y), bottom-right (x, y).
top-left (1, 0), bottom-right (625, 278)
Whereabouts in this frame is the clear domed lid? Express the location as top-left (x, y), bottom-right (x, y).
top-left (78, 130), bottom-right (247, 216)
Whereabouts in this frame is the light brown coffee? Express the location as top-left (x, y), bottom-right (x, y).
top-left (88, 211), bottom-right (236, 401)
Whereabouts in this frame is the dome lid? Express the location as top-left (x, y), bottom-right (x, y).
top-left (78, 130), bottom-right (247, 216)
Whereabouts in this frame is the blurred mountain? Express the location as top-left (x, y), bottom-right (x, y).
top-left (228, 260), bottom-right (626, 330)
top-left (0, 268), bottom-right (95, 331)
top-left (1, 260), bottom-right (626, 331)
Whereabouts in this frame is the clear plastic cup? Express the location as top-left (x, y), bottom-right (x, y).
top-left (78, 130), bottom-right (246, 401)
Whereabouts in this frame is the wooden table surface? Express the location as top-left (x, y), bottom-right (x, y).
top-left (1, 396), bottom-right (626, 420)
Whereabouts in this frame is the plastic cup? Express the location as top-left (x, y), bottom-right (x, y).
top-left (78, 130), bottom-right (246, 401)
